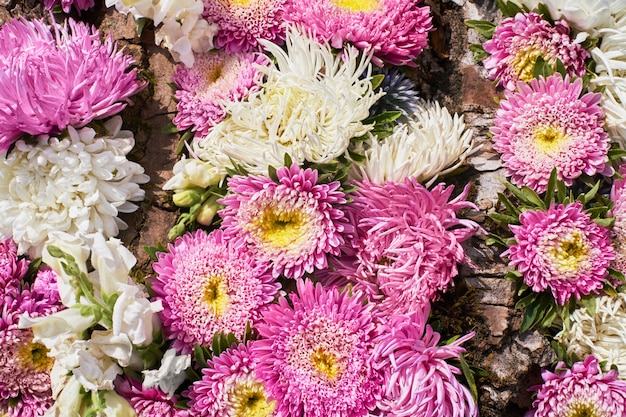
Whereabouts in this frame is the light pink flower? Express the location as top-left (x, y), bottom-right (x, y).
top-left (0, 239), bottom-right (28, 299)
top-left (284, 0), bottom-right (432, 66)
top-left (152, 229), bottom-right (279, 354)
top-left (491, 74), bottom-right (610, 193)
top-left (610, 164), bottom-right (626, 276)
top-left (219, 164), bottom-right (351, 279)
top-left (251, 279), bottom-right (383, 417)
top-left (507, 202), bottom-right (614, 305)
top-left (43, 0), bottom-right (95, 12)
top-left (483, 12), bottom-right (588, 91)
top-left (116, 377), bottom-right (189, 417)
top-left (527, 355), bottom-right (626, 417)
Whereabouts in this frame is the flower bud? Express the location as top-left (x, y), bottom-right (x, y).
top-left (172, 187), bottom-right (203, 207)
top-left (195, 195), bottom-right (221, 226)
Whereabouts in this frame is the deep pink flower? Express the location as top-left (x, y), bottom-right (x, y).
top-left (173, 51), bottom-right (266, 138)
top-left (0, 238), bottom-right (28, 299)
top-left (284, 0), bottom-right (432, 66)
top-left (332, 179), bottom-right (478, 317)
top-left (186, 343), bottom-right (276, 417)
top-left (0, 17), bottom-right (145, 151)
top-left (116, 378), bottom-right (189, 417)
top-left (491, 74), bottom-right (610, 193)
top-left (372, 308), bottom-right (477, 417)
top-left (152, 229), bottom-right (279, 354)
top-left (43, 0), bottom-right (95, 12)
top-left (483, 12), bottom-right (589, 91)
top-left (527, 355), bottom-right (626, 417)
top-left (507, 202), bottom-right (614, 305)
top-left (219, 164), bottom-right (351, 279)
top-left (251, 279), bottom-right (383, 417)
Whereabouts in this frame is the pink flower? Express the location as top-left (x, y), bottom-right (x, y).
top-left (117, 378), bottom-right (189, 417)
top-left (491, 74), bottom-right (610, 193)
top-left (284, 0), bottom-right (432, 66)
top-left (333, 179), bottom-right (478, 317)
top-left (527, 355), bottom-right (626, 417)
top-left (372, 308), bottom-right (477, 417)
top-left (507, 202), bottom-right (614, 305)
top-left (483, 12), bottom-right (588, 91)
top-left (0, 238), bottom-right (28, 299)
top-left (611, 164), bottom-right (626, 276)
top-left (186, 343), bottom-right (276, 417)
top-left (43, 0), bottom-right (94, 12)
top-left (0, 17), bottom-right (145, 151)
top-left (219, 164), bottom-right (351, 279)
top-left (251, 279), bottom-right (383, 417)
top-left (202, 0), bottom-right (286, 52)
top-left (173, 51), bottom-right (266, 138)
top-left (152, 229), bottom-right (279, 354)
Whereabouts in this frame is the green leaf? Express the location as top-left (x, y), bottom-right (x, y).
top-left (580, 295), bottom-right (597, 316)
top-left (533, 55), bottom-right (554, 79)
top-left (504, 270), bottom-right (523, 282)
top-left (496, 0), bottom-right (523, 17)
top-left (23, 257), bottom-right (43, 282)
top-left (465, 20), bottom-right (496, 39)
top-left (363, 110), bottom-right (402, 126)
top-left (283, 153), bottom-right (293, 167)
top-left (544, 169), bottom-right (557, 206)
top-left (579, 180), bottom-right (601, 205)
top-left (497, 192), bottom-right (522, 217)
top-left (348, 149), bottom-right (366, 164)
top-left (161, 122), bottom-right (180, 134)
top-left (593, 217), bottom-right (614, 227)
top-left (489, 211), bottom-right (520, 226)
top-left (46, 245), bottom-right (66, 259)
top-left (539, 305), bottom-right (557, 328)
top-left (136, 17), bottom-right (151, 37)
top-left (175, 130), bottom-right (194, 155)
top-left (555, 58), bottom-right (566, 77)
top-left (194, 344), bottom-right (209, 367)
top-left (143, 244), bottom-right (166, 261)
top-left (608, 267), bottom-right (626, 282)
top-left (556, 179), bottom-right (567, 204)
top-left (486, 233), bottom-right (509, 247)
top-left (536, 3), bottom-right (555, 24)
top-left (515, 292), bottom-right (537, 309)
top-left (370, 74), bottom-right (385, 90)
top-left (521, 186), bottom-right (545, 209)
top-left (268, 165), bottom-right (278, 182)
top-left (458, 355), bottom-right (478, 402)
top-left (469, 44), bottom-right (489, 62)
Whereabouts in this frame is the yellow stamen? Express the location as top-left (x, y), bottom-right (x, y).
top-left (565, 400), bottom-right (600, 417)
top-left (533, 124), bottom-right (568, 155)
top-left (310, 347), bottom-right (341, 380)
top-left (511, 48), bottom-right (543, 82)
top-left (332, 0), bottom-right (379, 12)
top-left (17, 340), bottom-right (53, 373)
top-left (231, 381), bottom-right (276, 417)
top-left (203, 275), bottom-right (230, 316)
top-left (548, 231), bottom-right (589, 275)
top-left (252, 208), bottom-right (307, 248)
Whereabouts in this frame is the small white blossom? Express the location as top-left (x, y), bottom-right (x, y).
top-left (142, 348), bottom-right (191, 396)
top-left (112, 283), bottom-right (163, 346)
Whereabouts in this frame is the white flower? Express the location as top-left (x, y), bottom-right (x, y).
top-left (193, 29), bottom-right (383, 175)
top-left (87, 233), bottom-right (137, 297)
top-left (112, 283), bottom-right (163, 346)
top-left (155, 15), bottom-right (217, 67)
top-left (0, 116), bottom-right (149, 257)
top-left (45, 375), bottom-right (84, 417)
top-left (102, 391), bottom-right (137, 417)
top-left (142, 348), bottom-right (191, 396)
top-left (73, 348), bottom-right (123, 392)
top-left (352, 100), bottom-right (478, 186)
top-left (18, 308), bottom-right (97, 350)
top-left (163, 156), bottom-right (225, 191)
top-left (556, 292), bottom-right (626, 377)
top-left (88, 330), bottom-right (134, 368)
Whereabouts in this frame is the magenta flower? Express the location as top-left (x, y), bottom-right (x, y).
top-left (284, 0), bottom-right (432, 66)
top-left (251, 279), bottom-right (383, 417)
top-left (333, 179), bottom-right (478, 317)
top-left (611, 164), bottom-right (626, 276)
top-left (219, 164), bottom-right (351, 279)
top-left (202, 0), bottom-right (286, 52)
top-left (528, 355), bottom-right (626, 417)
top-left (116, 378), bottom-right (189, 417)
top-left (491, 74), bottom-right (610, 193)
top-left (507, 202), bottom-right (614, 305)
top-left (43, 0), bottom-right (95, 13)
top-left (186, 343), bottom-right (276, 417)
top-left (372, 308), bottom-right (477, 417)
top-left (152, 229), bottom-right (279, 353)
top-left (0, 238), bottom-right (28, 299)
top-left (483, 12), bottom-right (589, 91)
top-left (173, 51), bottom-right (266, 138)
top-left (0, 17), bottom-right (145, 151)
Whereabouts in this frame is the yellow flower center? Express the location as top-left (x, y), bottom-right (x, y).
top-left (228, 0), bottom-right (253, 7)
top-left (231, 381), bottom-right (276, 417)
top-left (18, 340), bottom-right (53, 373)
top-left (565, 400), bottom-right (601, 417)
top-left (548, 230), bottom-right (589, 275)
top-left (332, 0), bottom-right (379, 12)
top-left (252, 208), bottom-right (307, 248)
top-left (511, 47), bottom-right (543, 82)
top-left (533, 124), bottom-right (568, 155)
top-left (310, 347), bottom-right (341, 380)
top-left (203, 275), bottom-right (230, 317)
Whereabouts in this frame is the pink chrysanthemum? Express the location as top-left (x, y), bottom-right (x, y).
top-left (30, 267), bottom-right (62, 309)
top-left (283, 0), bottom-right (432, 66)
top-left (219, 164), bottom-right (350, 279)
top-left (187, 343), bottom-right (276, 417)
top-left (0, 326), bottom-right (53, 417)
top-left (43, 0), bottom-right (94, 12)
top-left (251, 279), bottom-right (383, 417)
top-left (173, 51), bottom-right (266, 137)
top-left (152, 229), bottom-right (279, 354)
top-left (491, 74), bottom-right (610, 193)
top-left (483, 12), bottom-right (589, 91)
top-left (0, 17), bottom-right (145, 151)
top-left (507, 202), bottom-right (615, 305)
top-left (117, 378), bottom-right (189, 417)
top-left (610, 164), bottom-right (626, 278)
top-left (202, 0), bottom-right (286, 52)
top-left (372, 308), bottom-right (477, 417)
top-left (527, 355), bottom-right (626, 417)
top-left (0, 239), bottom-right (28, 299)
top-left (331, 179), bottom-right (478, 317)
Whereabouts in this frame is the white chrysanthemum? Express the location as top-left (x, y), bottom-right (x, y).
top-left (556, 292), bottom-right (626, 378)
top-left (192, 29), bottom-right (383, 175)
top-left (351, 100), bottom-right (478, 186)
top-left (0, 116), bottom-right (149, 257)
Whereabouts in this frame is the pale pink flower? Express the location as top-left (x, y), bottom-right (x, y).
top-left (116, 377), bottom-right (189, 417)
top-left (43, 0), bottom-right (95, 12)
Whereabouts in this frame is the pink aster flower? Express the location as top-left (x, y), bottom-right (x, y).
top-left (483, 12), bottom-right (589, 91)
top-left (332, 179), bottom-right (478, 317)
top-left (152, 229), bottom-right (279, 353)
top-left (172, 51), bottom-right (266, 137)
top-left (43, 0), bottom-right (95, 13)
top-left (219, 164), bottom-right (351, 279)
top-left (527, 355), bottom-right (626, 417)
top-left (0, 238), bottom-right (28, 299)
top-left (251, 279), bottom-right (383, 417)
top-left (202, 0), bottom-right (286, 52)
top-left (491, 74), bottom-right (610, 193)
top-left (284, 0), bottom-right (432, 66)
top-left (372, 308), bottom-right (477, 417)
top-left (186, 343), bottom-right (276, 417)
top-left (0, 17), bottom-right (145, 151)
top-left (117, 378), bottom-right (189, 417)
top-left (611, 164), bottom-right (626, 276)
top-left (506, 202), bottom-right (614, 305)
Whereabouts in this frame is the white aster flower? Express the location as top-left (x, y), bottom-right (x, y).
top-left (0, 116), bottom-right (149, 257)
top-left (556, 292), bottom-right (626, 378)
top-left (193, 28), bottom-right (383, 175)
top-left (352, 100), bottom-right (478, 186)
